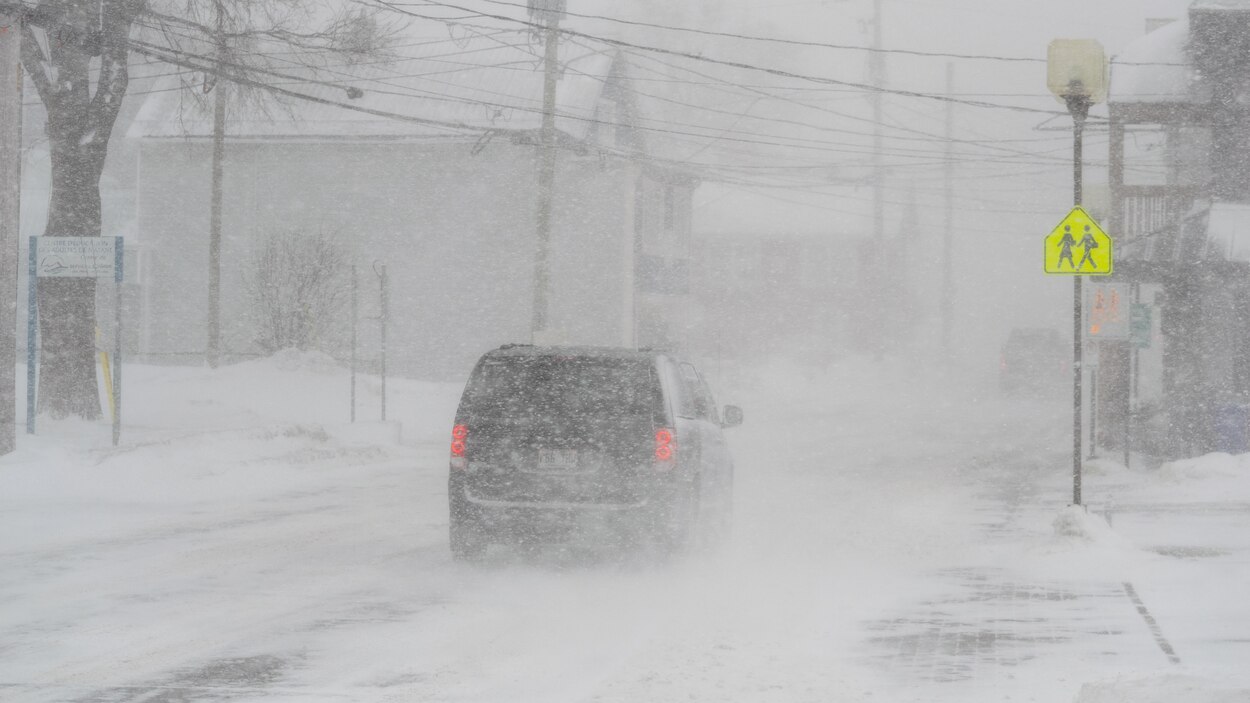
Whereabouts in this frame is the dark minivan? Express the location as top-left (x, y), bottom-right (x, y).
top-left (447, 345), bottom-right (742, 559)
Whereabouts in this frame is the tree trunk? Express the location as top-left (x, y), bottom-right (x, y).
top-left (21, 0), bottom-right (144, 420)
top-left (37, 121), bottom-right (107, 419)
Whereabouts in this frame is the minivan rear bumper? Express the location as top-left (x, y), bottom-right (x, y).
top-left (450, 474), bottom-right (676, 547)
top-left (463, 488), bottom-right (649, 511)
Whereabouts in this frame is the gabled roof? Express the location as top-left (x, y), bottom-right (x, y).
top-left (128, 29), bottom-right (620, 143)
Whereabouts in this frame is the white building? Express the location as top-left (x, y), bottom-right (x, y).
top-left (126, 31), bottom-right (697, 378)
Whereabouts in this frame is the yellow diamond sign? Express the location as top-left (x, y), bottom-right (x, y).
top-left (1045, 206), bottom-right (1112, 275)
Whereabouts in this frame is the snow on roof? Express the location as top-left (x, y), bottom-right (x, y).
top-left (1109, 18), bottom-right (1195, 104)
top-left (128, 30), bottom-right (617, 142)
top-left (1190, 0), bottom-right (1250, 10)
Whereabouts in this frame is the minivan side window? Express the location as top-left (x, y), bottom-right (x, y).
top-left (672, 363), bottom-right (698, 419)
top-left (697, 375), bottom-right (720, 425)
top-left (679, 363), bottom-right (717, 422)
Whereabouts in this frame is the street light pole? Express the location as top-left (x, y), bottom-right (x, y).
top-left (1048, 38), bottom-right (1106, 508)
top-left (1068, 91), bottom-right (1090, 505)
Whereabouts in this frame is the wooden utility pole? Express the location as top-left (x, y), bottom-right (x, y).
top-left (0, 10), bottom-right (21, 453)
top-left (941, 62), bottom-right (954, 356)
top-left (207, 2), bottom-right (227, 368)
top-left (870, 0), bottom-right (883, 247)
top-left (530, 0), bottom-right (563, 341)
top-left (868, 0), bottom-right (886, 356)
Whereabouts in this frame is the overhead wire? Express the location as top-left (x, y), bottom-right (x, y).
top-left (364, 0), bottom-right (1077, 116)
top-left (388, 0), bottom-right (1188, 68)
top-left (14, 1), bottom-right (1101, 196)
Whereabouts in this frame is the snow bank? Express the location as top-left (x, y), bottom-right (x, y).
top-left (1155, 452), bottom-right (1247, 482)
top-left (1076, 675), bottom-right (1250, 702)
top-left (1051, 505), bottom-right (1131, 548)
top-left (1083, 458), bottom-right (1134, 478)
top-left (263, 348), bottom-right (344, 375)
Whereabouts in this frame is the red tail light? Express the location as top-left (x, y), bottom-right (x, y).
top-left (450, 424), bottom-right (468, 469)
top-left (654, 428), bottom-right (675, 465)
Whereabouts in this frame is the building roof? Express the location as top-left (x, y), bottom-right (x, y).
top-left (1191, 0), bottom-right (1250, 10)
top-left (128, 30), bottom-right (620, 143)
top-left (1109, 18), bottom-right (1195, 105)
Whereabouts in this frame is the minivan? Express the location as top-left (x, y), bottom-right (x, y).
top-left (447, 345), bottom-right (742, 560)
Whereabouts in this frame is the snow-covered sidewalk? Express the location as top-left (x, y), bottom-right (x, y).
top-left (862, 449), bottom-right (1250, 702)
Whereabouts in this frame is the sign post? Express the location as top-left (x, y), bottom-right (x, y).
top-left (1, 11), bottom-right (20, 455)
top-left (27, 237), bottom-right (125, 444)
top-left (1044, 206), bottom-right (1113, 505)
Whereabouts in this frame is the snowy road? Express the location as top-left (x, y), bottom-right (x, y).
top-left (2, 355), bottom-right (1248, 702)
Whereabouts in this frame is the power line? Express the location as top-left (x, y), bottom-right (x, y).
top-left (365, 0), bottom-right (1072, 116)
top-left (126, 39), bottom-right (485, 135)
top-left (617, 41), bottom-right (1074, 163)
top-left (123, 10), bottom-right (1092, 187)
top-left (471, 0), bottom-right (1051, 63)
top-left (389, 0), bottom-right (1192, 69)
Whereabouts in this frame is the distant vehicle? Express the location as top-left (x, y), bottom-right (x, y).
top-left (1000, 328), bottom-right (1068, 395)
top-left (447, 345), bottom-right (742, 560)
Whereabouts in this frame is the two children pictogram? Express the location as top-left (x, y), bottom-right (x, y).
top-left (1056, 224), bottom-right (1100, 271)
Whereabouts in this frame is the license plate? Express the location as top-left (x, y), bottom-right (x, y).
top-left (536, 448), bottom-right (579, 472)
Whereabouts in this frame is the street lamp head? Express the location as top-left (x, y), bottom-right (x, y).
top-left (1047, 39), bottom-right (1108, 105)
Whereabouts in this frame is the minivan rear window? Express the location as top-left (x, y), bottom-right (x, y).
top-left (465, 357), bottom-right (662, 420)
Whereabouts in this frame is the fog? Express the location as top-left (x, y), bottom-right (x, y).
top-left (5, 0), bottom-right (1250, 701)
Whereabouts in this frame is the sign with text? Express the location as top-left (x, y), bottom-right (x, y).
top-left (1086, 282), bottom-right (1129, 339)
top-left (34, 237), bottom-right (122, 281)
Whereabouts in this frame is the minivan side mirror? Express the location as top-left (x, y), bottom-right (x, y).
top-left (721, 405), bottom-right (743, 428)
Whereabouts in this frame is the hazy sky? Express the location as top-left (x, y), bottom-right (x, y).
top-left (587, 0), bottom-right (1197, 350)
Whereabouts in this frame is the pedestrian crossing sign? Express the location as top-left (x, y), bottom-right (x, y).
top-left (1045, 207), bottom-right (1112, 275)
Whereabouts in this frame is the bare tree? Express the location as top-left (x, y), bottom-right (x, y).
top-left (12, 0), bottom-right (392, 419)
top-left (244, 227), bottom-right (350, 355)
top-left (18, 0), bottom-right (146, 419)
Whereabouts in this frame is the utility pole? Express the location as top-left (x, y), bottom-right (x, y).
top-left (529, 0), bottom-right (564, 341)
top-left (207, 1), bottom-right (227, 368)
top-left (941, 62), bottom-right (954, 357)
top-left (868, 0), bottom-right (886, 356)
top-left (0, 9), bottom-right (20, 453)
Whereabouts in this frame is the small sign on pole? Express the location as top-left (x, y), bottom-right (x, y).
top-left (27, 237), bottom-right (125, 445)
top-left (35, 237), bottom-right (120, 278)
top-left (1086, 282), bottom-right (1129, 339)
top-left (1131, 303), bottom-right (1152, 349)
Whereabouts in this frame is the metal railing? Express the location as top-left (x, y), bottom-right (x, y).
top-left (1116, 186), bottom-right (1198, 260)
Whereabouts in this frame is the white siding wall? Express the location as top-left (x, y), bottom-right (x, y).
top-left (134, 139), bottom-right (634, 379)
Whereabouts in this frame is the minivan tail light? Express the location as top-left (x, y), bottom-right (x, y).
top-left (654, 428), bottom-right (675, 465)
top-left (450, 424), bottom-right (468, 470)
